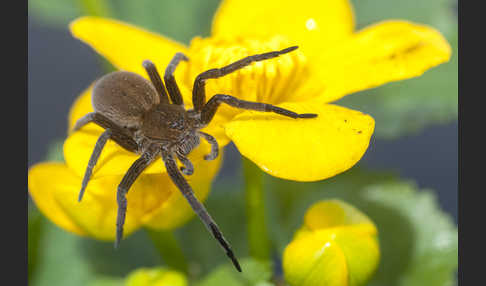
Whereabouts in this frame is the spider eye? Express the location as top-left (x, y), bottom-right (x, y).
top-left (169, 118), bottom-right (185, 130)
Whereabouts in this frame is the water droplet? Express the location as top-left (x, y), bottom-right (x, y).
top-left (306, 18), bottom-right (317, 31)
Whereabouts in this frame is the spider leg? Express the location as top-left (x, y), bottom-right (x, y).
top-left (164, 52), bottom-right (189, 105)
top-left (72, 112), bottom-right (138, 152)
top-left (115, 150), bottom-right (157, 248)
top-left (200, 94), bottom-right (317, 125)
top-left (176, 152), bottom-right (194, 175)
top-left (197, 131), bottom-right (219, 160)
top-left (161, 150), bottom-right (242, 272)
top-left (143, 60), bottom-right (170, 104)
top-left (78, 128), bottom-right (112, 202)
top-left (192, 46), bottom-right (299, 111)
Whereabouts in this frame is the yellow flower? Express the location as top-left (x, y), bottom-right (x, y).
top-left (67, 0), bottom-right (450, 182)
top-left (28, 0), bottom-right (451, 240)
top-left (28, 153), bottom-right (221, 240)
top-left (125, 267), bottom-right (187, 286)
top-left (283, 200), bottom-right (380, 286)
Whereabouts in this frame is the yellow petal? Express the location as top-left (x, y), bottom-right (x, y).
top-left (28, 163), bottom-right (88, 236)
top-left (63, 128), bottom-right (215, 179)
top-left (304, 200), bottom-right (377, 234)
top-left (70, 16), bottom-right (188, 76)
top-left (28, 162), bottom-right (171, 240)
top-left (225, 102), bottom-right (374, 181)
top-left (283, 230), bottom-right (348, 286)
top-left (144, 150), bottom-right (222, 229)
top-left (125, 267), bottom-right (187, 286)
top-left (212, 0), bottom-right (355, 59)
top-left (284, 228), bottom-right (379, 286)
top-left (303, 200), bottom-right (379, 285)
top-left (314, 20), bottom-right (452, 103)
top-left (283, 200), bottom-right (380, 286)
top-left (333, 228), bottom-right (380, 286)
top-left (68, 86), bottom-right (94, 133)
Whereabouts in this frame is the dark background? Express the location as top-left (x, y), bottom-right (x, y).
top-left (28, 16), bottom-right (457, 223)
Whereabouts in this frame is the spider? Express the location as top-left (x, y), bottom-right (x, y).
top-left (73, 46), bottom-right (317, 272)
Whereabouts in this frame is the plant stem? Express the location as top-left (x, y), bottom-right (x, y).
top-left (242, 157), bottom-right (271, 261)
top-left (145, 228), bottom-right (189, 273)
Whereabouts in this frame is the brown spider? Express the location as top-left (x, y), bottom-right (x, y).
top-left (73, 46), bottom-right (317, 272)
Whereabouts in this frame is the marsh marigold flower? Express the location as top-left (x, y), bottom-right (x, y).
top-left (28, 0), bottom-right (450, 240)
top-left (283, 200), bottom-right (380, 286)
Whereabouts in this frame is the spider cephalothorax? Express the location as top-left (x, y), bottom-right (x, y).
top-left (73, 46), bottom-right (317, 272)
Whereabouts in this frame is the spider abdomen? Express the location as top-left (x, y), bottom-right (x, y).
top-left (92, 71), bottom-right (159, 129)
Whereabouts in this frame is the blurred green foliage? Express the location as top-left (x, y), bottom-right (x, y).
top-left (28, 0), bottom-right (457, 285)
top-left (195, 258), bottom-right (272, 286)
top-left (44, 138), bottom-right (65, 162)
top-left (112, 0), bottom-right (220, 44)
top-left (29, 0), bottom-right (81, 27)
top-left (28, 203), bottom-right (44, 281)
top-left (29, 0), bottom-right (220, 44)
top-left (363, 183), bottom-right (458, 286)
top-left (88, 277), bottom-right (124, 286)
top-left (30, 219), bottom-right (93, 286)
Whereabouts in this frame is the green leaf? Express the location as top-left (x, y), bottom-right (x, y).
top-left (29, 221), bottom-right (95, 286)
top-left (195, 258), bottom-right (272, 286)
top-left (145, 228), bottom-right (189, 273)
top-left (77, 231), bottom-right (160, 277)
top-left (362, 183), bottom-right (458, 286)
top-left (338, 0), bottom-right (458, 138)
top-left (266, 169), bottom-right (457, 286)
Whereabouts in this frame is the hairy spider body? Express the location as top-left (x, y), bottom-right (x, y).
top-left (73, 47), bottom-right (317, 272)
top-left (92, 71), bottom-right (202, 152)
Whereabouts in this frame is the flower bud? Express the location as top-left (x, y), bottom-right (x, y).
top-left (125, 267), bottom-right (187, 286)
top-left (283, 200), bottom-right (380, 286)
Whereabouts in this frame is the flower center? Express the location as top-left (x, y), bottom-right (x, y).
top-left (181, 35), bottom-right (318, 119)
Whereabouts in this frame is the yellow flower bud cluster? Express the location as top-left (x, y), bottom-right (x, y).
top-left (283, 200), bottom-right (380, 286)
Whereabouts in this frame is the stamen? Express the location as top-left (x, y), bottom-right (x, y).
top-left (183, 36), bottom-right (315, 116)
